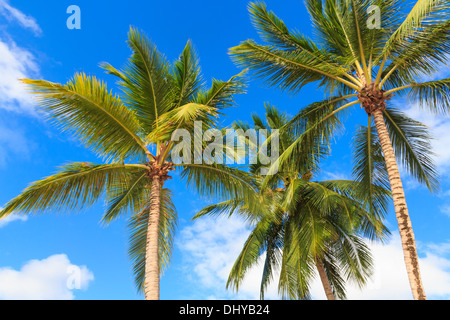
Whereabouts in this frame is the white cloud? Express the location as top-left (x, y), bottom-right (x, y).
top-left (0, 254), bottom-right (94, 300)
top-left (0, 1), bottom-right (42, 114)
top-left (177, 215), bottom-right (281, 299)
top-left (0, 39), bottom-right (39, 114)
top-left (0, 213), bottom-right (27, 228)
top-left (344, 234), bottom-right (450, 300)
top-left (0, 0), bottom-right (42, 36)
top-left (178, 217), bottom-right (450, 300)
top-left (439, 204), bottom-right (450, 218)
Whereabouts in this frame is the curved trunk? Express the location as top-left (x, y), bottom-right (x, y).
top-left (372, 110), bottom-right (427, 300)
top-left (144, 175), bottom-right (162, 300)
top-left (315, 258), bottom-right (336, 300)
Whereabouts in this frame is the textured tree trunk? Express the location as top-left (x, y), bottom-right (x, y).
top-left (144, 175), bottom-right (161, 300)
top-left (372, 110), bottom-right (427, 300)
top-left (315, 257), bottom-right (335, 300)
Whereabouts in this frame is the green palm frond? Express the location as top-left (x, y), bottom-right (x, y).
top-left (318, 179), bottom-right (391, 240)
top-left (173, 40), bottom-right (203, 108)
top-left (226, 216), bottom-right (275, 293)
top-left (381, 20), bottom-right (450, 84)
top-left (194, 70), bottom-right (248, 110)
top-left (304, 0), bottom-right (358, 62)
top-left (383, 107), bottom-right (439, 192)
top-left (352, 122), bottom-right (391, 239)
top-left (179, 163), bottom-right (259, 203)
top-left (102, 27), bottom-right (173, 133)
top-left (21, 75), bottom-right (147, 162)
top-left (102, 168), bottom-right (150, 224)
top-left (261, 96), bottom-right (356, 183)
top-left (147, 103), bottom-right (218, 144)
top-left (278, 224), bottom-right (314, 300)
top-left (259, 220), bottom-right (284, 299)
top-left (0, 163), bottom-right (141, 217)
top-left (249, 1), bottom-right (350, 74)
top-left (379, 0), bottom-right (450, 61)
top-left (192, 191), bottom-right (273, 224)
top-left (193, 199), bottom-right (245, 219)
top-left (229, 40), bottom-right (360, 94)
top-left (332, 234), bottom-right (374, 290)
top-left (405, 78), bottom-right (450, 115)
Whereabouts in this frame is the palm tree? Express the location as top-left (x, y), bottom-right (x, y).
top-left (0, 27), bottom-right (257, 300)
top-left (194, 104), bottom-right (391, 299)
top-left (229, 0), bottom-right (447, 300)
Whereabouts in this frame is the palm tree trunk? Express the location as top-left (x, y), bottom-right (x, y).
top-left (315, 257), bottom-right (335, 300)
top-left (144, 175), bottom-right (161, 300)
top-left (372, 110), bottom-right (427, 300)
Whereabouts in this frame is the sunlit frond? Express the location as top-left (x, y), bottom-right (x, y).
top-left (0, 163), bottom-right (140, 217)
top-left (22, 75), bottom-right (147, 162)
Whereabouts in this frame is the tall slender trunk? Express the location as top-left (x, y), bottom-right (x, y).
top-left (315, 257), bottom-right (336, 300)
top-left (372, 110), bottom-right (427, 300)
top-left (144, 175), bottom-right (162, 300)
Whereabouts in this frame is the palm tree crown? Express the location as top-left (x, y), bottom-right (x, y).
top-left (194, 104), bottom-right (391, 299)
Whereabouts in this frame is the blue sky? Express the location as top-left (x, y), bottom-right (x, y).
top-left (0, 0), bottom-right (449, 300)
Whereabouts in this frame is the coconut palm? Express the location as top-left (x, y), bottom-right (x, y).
top-left (0, 28), bottom-right (257, 300)
top-left (194, 104), bottom-right (391, 299)
top-left (229, 0), bottom-right (447, 299)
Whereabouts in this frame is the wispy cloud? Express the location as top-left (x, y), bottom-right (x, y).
top-left (0, 212), bottom-right (27, 228)
top-left (0, 1), bottom-right (42, 114)
top-left (0, 39), bottom-right (40, 114)
top-left (0, 254), bottom-right (94, 300)
top-left (0, 0), bottom-right (42, 36)
top-left (343, 234), bottom-right (450, 300)
top-left (440, 204), bottom-right (450, 218)
top-left (177, 215), bottom-right (281, 299)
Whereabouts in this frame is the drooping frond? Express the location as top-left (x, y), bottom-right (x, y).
top-left (261, 96), bottom-right (357, 183)
top-left (352, 122), bottom-right (391, 239)
top-left (226, 216), bottom-right (278, 293)
top-left (383, 107), bottom-right (439, 192)
top-left (103, 168), bottom-right (150, 224)
top-left (332, 234), bottom-right (374, 290)
top-left (179, 163), bottom-right (259, 203)
top-left (404, 78), bottom-right (450, 115)
top-left (318, 179), bottom-right (391, 241)
top-left (0, 163), bottom-right (141, 217)
top-left (278, 222), bottom-right (315, 300)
